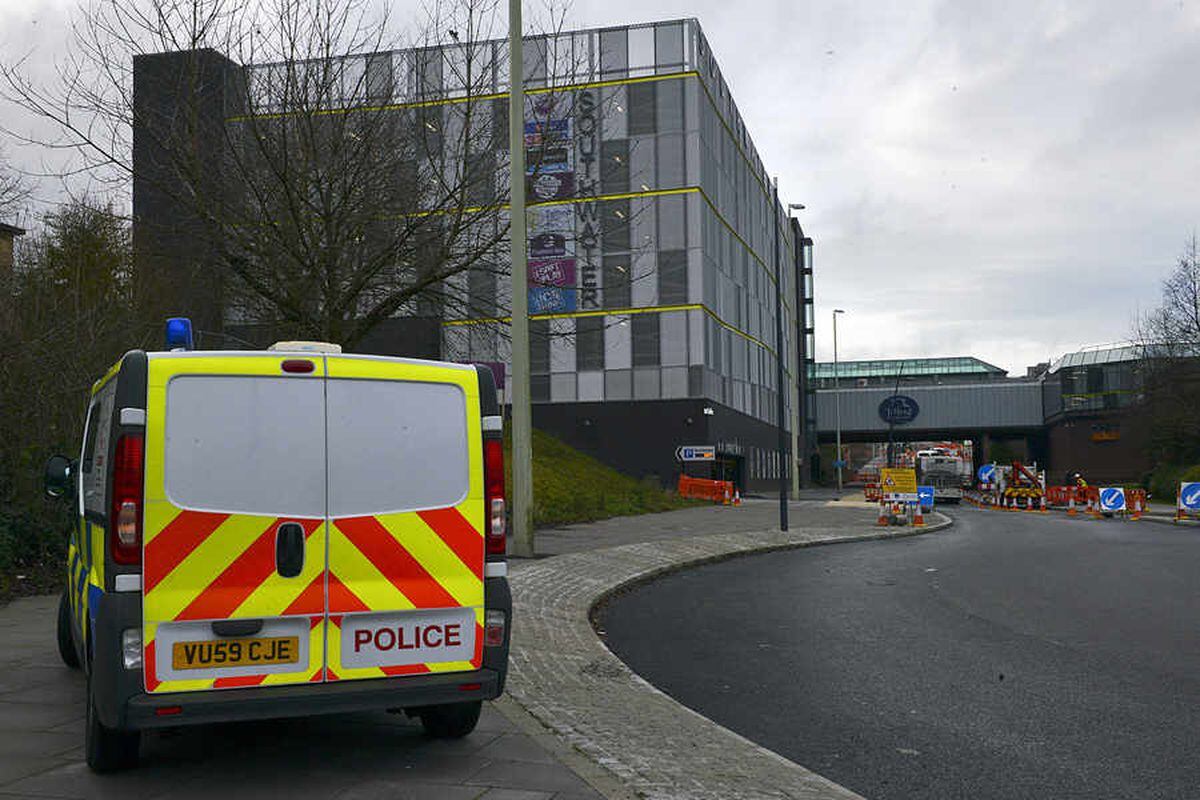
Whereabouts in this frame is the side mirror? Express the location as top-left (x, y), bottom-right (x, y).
top-left (44, 455), bottom-right (74, 499)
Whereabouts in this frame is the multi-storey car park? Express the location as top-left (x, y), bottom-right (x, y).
top-left (132, 18), bottom-right (818, 493)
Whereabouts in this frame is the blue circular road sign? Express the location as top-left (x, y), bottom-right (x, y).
top-left (1099, 487), bottom-right (1126, 511)
top-left (977, 464), bottom-right (997, 483)
top-left (1181, 483), bottom-right (1200, 510)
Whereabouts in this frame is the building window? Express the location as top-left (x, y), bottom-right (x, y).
top-left (655, 23), bottom-right (684, 70)
top-left (600, 28), bottom-right (628, 75)
top-left (576, 316), bottom-right (604, 371)
top-left (628, 82), bottom-right (656, 135)
top-left (632, 314), bottom-right (660, 367)
top-left (602, 199), bottom-right (631, 251)
top-left (601, 139), bottom-right (630, 194)
top-left (658, 249), bottom-right (688, 305)
top-left (530, 319), bottom-right (550, 374)
top-left (603, 255), bottom-right (631, 309)
top-left (655, 79), bottom-right (684, 132)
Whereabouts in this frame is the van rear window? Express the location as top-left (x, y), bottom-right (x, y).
top-left (164, 376), bottom-right (326, 517)
top-left (326, 378), bottom-right (469, 517)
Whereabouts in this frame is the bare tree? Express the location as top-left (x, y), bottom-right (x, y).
top-left (1, 0), bottom-right (622, 347)
top-left (1134, 234), bottom-right (1200, 465)
top-left (0, 148), bottom-right (29, 223)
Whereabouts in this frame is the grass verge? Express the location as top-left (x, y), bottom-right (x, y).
top-left (506, 428), bottom-right (698, 529)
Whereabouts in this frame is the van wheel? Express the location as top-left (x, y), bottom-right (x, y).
top-left (56, 592), bottom-right (80, 669)
top-left (85, 676), bottom-right (139, 772)
top-left (418, 701), bottom-right (482, 739)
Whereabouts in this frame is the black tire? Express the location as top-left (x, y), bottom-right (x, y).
top-left (418, 700), bottom-right (482, 739)
top-left (57, 592), bottom-right (80, 669)
top-left (85, 675), bottom-right (139, 773)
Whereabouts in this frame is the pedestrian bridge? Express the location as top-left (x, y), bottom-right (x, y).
top-left (814, 381), bottom-right (1044, 441)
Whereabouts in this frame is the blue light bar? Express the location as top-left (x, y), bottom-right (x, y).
top-left (165, 317), bottom-right (194, 350)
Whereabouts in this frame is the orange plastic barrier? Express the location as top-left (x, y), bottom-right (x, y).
top-left (678, 475), bottom-right (736, 504)
top-left (864, 483), bottom-right (882, 502)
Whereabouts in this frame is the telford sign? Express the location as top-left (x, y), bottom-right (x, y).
top-left (878, 395), bottom-right (920, 425)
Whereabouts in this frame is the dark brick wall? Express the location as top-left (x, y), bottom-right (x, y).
top-left (1045, 409), bottom-right (1153, 485)
top-left (531, 398), bottom-right (790, 493)
top-left (132, 49), bottom-right (239, 333)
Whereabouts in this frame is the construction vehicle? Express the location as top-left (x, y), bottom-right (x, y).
top-left (915, 448), bottom-right (965, 503)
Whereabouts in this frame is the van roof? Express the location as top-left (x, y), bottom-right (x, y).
top-left (146, 349), bottom-right (477, 372)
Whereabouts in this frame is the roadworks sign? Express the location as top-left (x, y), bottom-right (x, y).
top-left (880, 468), bottom-right (918, 501)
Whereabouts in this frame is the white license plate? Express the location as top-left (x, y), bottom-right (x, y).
top-left (341, 608), bottom-right (476, 669)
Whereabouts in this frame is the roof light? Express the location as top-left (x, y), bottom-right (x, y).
top-left (165, 318), bottom-right (194, 351)
top-left (268, 341), bottom-right (343, 353)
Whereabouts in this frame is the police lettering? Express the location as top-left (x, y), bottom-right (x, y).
top-left (353, 623), bottom-right (462, 653)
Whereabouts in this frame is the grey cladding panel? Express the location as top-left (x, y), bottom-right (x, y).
top-left (815, 382), bottom-right (1044, 433)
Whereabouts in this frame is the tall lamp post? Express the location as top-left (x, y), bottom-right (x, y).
top-left (787, 203), bottom-right (806, 497)
top-left (832, 308), bottom-right (845, 495)
top-left (772, 178), bottom-right (788, 532)
top-left (508, 0), bottom-right (534, 557)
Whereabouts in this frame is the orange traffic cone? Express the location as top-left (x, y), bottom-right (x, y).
top-left (1040, 495), bottom-right (1047, 513)
top-left (877, 501), bottom-right (889, 526)
top-left (733, 489), bottom-right (742, 507)
top-left (913, 504), bottom-right (926, 526)
top-left (1068, 495), bottom-right (1077, 516)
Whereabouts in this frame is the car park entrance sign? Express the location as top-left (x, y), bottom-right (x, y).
top-left (676, 445), bottom-right (716, 462)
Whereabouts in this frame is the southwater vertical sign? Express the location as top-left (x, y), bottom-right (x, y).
top-left (574, 89), bottom-right (601, 310)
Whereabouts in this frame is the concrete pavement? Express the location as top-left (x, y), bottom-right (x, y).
top-left (0, 593), bottom-right (603, 799)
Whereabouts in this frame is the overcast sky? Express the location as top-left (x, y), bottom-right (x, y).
top-left (3, 1), bottom-right (1198, 374)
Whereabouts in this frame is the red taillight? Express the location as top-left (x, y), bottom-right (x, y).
top-left (154, 705), bottom-right (182, 716)
top-left (281, 359), bottom-right (315, 373)
top-left (483, 438), bottom-right (506, 556)
top-left (110, 434), bottom-right (144, 566)
top-left (458, 683), bottom-right (483, 692)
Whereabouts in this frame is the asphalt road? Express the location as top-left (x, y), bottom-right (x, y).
top-left (598, 507), bottom-right (1200, 800)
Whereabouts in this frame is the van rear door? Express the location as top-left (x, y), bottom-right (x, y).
top-left (142, 354), bottom-right (329, 692)
top-left (323, 355), bottom-right (485, 681)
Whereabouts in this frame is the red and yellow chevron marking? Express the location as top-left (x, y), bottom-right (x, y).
top-left (142, 509), bottom-right (328, 694)
top-left (324, 508), bottom-right (484, 681)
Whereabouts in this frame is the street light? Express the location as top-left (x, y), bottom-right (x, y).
top-left (508, 0), bottom-right (534, 557)
top-left (833, 308), bottom-right (845, 495)
top-left (786, 202), bottom-right (806, 497)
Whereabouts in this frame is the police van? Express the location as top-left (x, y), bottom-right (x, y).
top-left (44, 319), bottom-right (511, 772)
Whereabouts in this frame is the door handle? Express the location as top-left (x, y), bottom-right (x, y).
top-left (275, 521), bottom-right (305, 578)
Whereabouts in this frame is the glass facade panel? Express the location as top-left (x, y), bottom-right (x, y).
top-left (632, 314), bottom-right (660, 367)
top-left (628, 83), bottom-right (656, 135)
top-left (599, 29), bottom-right (627, 75)
top-left (576, 316), bottom-right (604, 371)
